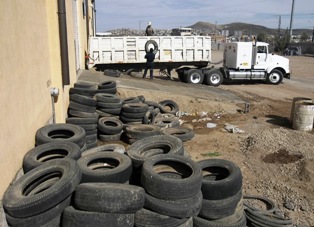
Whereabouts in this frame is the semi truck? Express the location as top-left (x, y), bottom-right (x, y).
top-left (87, 36), bottom-right (290, 86)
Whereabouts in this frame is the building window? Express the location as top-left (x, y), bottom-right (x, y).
top-left (82, 0), bottom-right (86, 18)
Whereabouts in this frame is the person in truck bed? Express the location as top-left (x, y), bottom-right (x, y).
top-left (145, 22), bottom-right (154, 36)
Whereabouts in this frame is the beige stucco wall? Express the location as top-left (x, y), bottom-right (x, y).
top-left (0, 0), bottom-right (93, 198)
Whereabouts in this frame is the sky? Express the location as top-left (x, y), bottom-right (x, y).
top-left (95, 0), bottom-right (314, 32)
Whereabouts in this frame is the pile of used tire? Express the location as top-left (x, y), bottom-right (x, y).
top-left (2, 80), bottom-right (294, 226)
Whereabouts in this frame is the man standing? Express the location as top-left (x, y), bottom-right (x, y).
top-left (145, 22), bottom-right (154, 36)
top-left (143, 48), bottom-right (155, 80)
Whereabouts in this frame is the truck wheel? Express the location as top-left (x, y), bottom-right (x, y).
top-left (185, 69), bottom-right (204, 84)
top-left (267, 69), bottom-right (283, 85)
top-left (204, 69), bottom-right (223, 86)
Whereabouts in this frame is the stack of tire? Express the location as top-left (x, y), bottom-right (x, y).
top-left (97, 117), bottom-right (124, 142)
top-left (96, 81), bottom-right (117, 95)
top-left (120, 102), bottom-right (149, 125)
top-left (194, 159), bottom-right (246, 227)
top-left (95, 93), bottom-right (122, 118)
top-left (126, 135), bottom-right (184, 186)
top-left (62, 183), bottom-right (145, 227)
top-left (67, 83), bottom-right (98, 149)
top-left (134, 154), bottom-right (203, 226)
top-left (35, 123), bottom-right (87, 152)
top-left (2, 159), bottom-right (81, 227)
top-left (124, 124), bottom-right (162, 144)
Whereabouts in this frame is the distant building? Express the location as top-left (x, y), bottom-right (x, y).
top-left (171, 27), bottom-right (192, 36)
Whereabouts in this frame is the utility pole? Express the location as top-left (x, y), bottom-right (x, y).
top-left (289, 0), bottom-right (295, 42)
top-left (276, 15), bottom-right (281, 36)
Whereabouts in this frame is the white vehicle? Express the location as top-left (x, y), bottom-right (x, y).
top-left (87, 36), bottom-right (290, 86)
top-left (176, 41), bottom-right (290, 86)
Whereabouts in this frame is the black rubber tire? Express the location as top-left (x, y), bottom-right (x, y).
top-left (126, 135), bottom-right (184, 168)
top-left (185, 69), bottom-right (204, 84)
top-left (199, 190), bottom-right (243, 220)
top-left (144, 100), bottom-right (162, 109)
top-left (98, 107), bottom-right (121, 115)
top-left (98, 117), bottom-right (123, 135)
top-left (5, 195), bottom-right (71, 227)
top-left (96, 87), bottom-right (117, 95)
top-left (62, 206), bottom-right (134, 227)
top-left (145, 40), bottom-right (158, 53)
top-left (69, 87), bottom-right (95, 97)
top-left (144, 191), bottom-right (202, 218)
top-left (74, 123), bottom-right (97, 131)
top-left (69, 101), bottom-right (96, 113)
top-left (159, 100), bottom-right (179, 114)
top-left (97, 101), bottom-right (123, 109)
top-left (120, 115), bottom-right (143, 123)
top-left (86, 129), bottom-right (97, 136)
top-left (77, 152), bottom-right (132, 183)
top-left (122, 103), bottom-right (149, 113)
top-left (193, 214), bottom-right (246, 227)
top-left (98, 81), bottom-right (116, 89)
top-left (70, 94), bottom-right (97, 107)
top-left (137, 95), bottom-right (145, 102)
top-left (35, 123), bottom-right (86, 148)
top-left (96, 110), bottom-right (118, 118)
top-left (82, 144), bottom-right (125, 157)
top-left (266, 69), bottom-right (283, 85)
top-left (141, 154), bottom-right (202, 200)
top-left (125, 125), bottom-right (161, 139)
top-left (68, 109), bottom-right (99, 119)
top-left (204, 69), bottom-right (224, 86)
top-left (122, 97), bottom-right (140, 104)
top-left (120, 110), bottom-right (147, 119)
top-left (197, 159), bottom-right (243, 200)
top-left (86, 134), bottom-right (97, 143)
top-left (66, 117), bottom-right (98, 124)
top-left (98, 132), bottom-right (122, 142)
top-left (86, 141), bottom-right (98, 149)
top-left (23, 141), bottom-right (81, 173)
top-left (73, 183), bottom-right (145, 213)
top-left (3, 159), bottom-right (81, 218)
top-left (154, 116), bottom-right (180, 128)
top-left (162, 127), bottom-right (195, 142)
top-left (135, 208), bottom-right (188, 227)
top-left (95, 93), bottom-right (121, 103)
top-left (74, 82), bottom-right (96, 89)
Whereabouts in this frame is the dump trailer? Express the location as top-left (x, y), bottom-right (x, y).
top-left (88, 36), bottom-right (290, 86)
top-left (87, 36), bottom-right (211, 72)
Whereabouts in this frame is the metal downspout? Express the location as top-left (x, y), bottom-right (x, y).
top-left (58, 0), bottom-right (70, 85)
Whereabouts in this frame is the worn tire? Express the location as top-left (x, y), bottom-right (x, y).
top-left (96, 87), bottom-right (117, 95)
top-left (66, 117), bottom-right (98, 125)
top-left (5, 196), bottom-right (71, 227)
top-left (69, 87), bottom-right (95, 97)
top-left (145, 40), bottom-right (158, 53)
top-left (95, 93), bottom-right (121, 103)
top-left (35, 123), bottom-right (86, 148)
top-left (70, 94), bottom-right (97, 107)
top-left (82, 144), bottom-right (125, 156)
top-left (3, 159), bottom-right (81, 218)
top-left (125, 125), bottom-right (161, 139)
top-left (97, 101), bottom-right (122, 109)
top-left (62, 206), bottom-right (134, 227)
top-left (144, 191), bottom-right (202, 218)
top-left (73, 183), bottom-right (145, 213)
top-left (197, 159), bottom-right (243, 200)
top-left (98, 117), bottom-right (123, 135)
top-left (135, 208), bottom-right (188, 227)
top-left (98, 132), bottom-right (122, 142)
top-left (199, 191), bottom-right (243, 220)
top-left (23, 141), bottom-right (81, 173)
top-left (68, 109), bottom-right (99, 119)
top-left (126, 135), bottom-right (184, 168)
top-left (193, 214), bottom-right (246, 227)
top-left (162, 127), bottom-right (195, 142)
top-left (159, 100), bottom-right (179, 114)
top-left (98, 81), bottom-right (116, 89)
top-left (77, 152), bottom-right (132, 183)
top-left (98, 107), bottom-right (121, 115)
top-left (141, 154), bottom-right (202, 200)
top-left (122, 103), bottom-right (149, 113)
top-left (122, 97), bottom-right (140, 104)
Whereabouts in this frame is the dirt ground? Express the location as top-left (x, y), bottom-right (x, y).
top-left (113, 53), bottom-right (314, 226)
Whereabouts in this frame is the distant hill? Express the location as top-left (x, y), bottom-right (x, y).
top-left (188, 21), bottom-right (312, 36)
